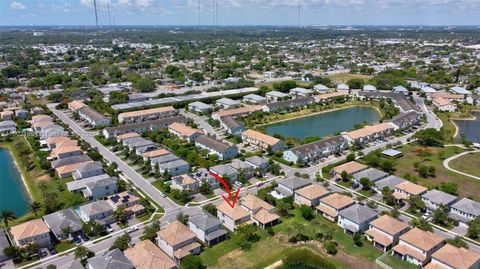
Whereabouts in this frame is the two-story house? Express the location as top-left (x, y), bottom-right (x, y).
top-left (316, 193), bottom-right (356, 222)
top-left (216, 202), bottom-right (252, 232)
top-left (294, 183), bottom-right (330, 207)
top-left (337, 204), bottom-right (378, 235)
top-left (188, 212), bottom-right (227, 246)
top-left (10, 219), bottom-right (51, 247)
top-left (365, 215), bottom-right (410, 252)
top-left (392, 228), bottom-right (444, 267)
top-left (157, 221), bottom-right (201, 261)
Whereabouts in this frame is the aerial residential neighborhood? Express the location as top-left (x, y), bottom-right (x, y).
top-left (1, 2), bottom-right (480, 269)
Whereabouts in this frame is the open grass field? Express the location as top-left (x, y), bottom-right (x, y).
top-left (201, 207), bottom-right (390, 269)
top-left (392, 143), bottom-right (480, 198)
top-left (436, 112), bottom-right (457, 142)
top-left (449, 152), bottom-right (480, 178)
top-left (326, 73), bottom-right (373, 84)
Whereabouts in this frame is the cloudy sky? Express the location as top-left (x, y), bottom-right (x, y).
top-left (1, 0), bottom-right (479, 26)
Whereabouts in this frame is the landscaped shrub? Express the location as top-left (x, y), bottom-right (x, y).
top-left (283, 248), bottom-right (336, 269)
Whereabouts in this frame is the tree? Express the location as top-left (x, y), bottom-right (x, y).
top-left (203, 204), bottom-right (217, 217)
top-left (439, 182), bottom-right (458, 195)
top-left (1, 209), bottom-right (16, 227)
top-left (352, 233), bottom-right (363, 247)
top-left (47, 265), bottom-right (57, 269)
top-left (359, 177), bottom-right (373, 191)
top-left (446, 236), bottom-right (468, 249)
top-left (340, 170), bottom-right (350, 182)
top-left (346, 153), bottom-right (356, 162)
top-left (410, 218), bottom-right (433, 232)
top-left (432, 205), bottom-right (449, 226)
top-left (134, 78), bottom-right (156, 92)
top-left (323, 240), bottom-right (337, 255)
top-left (299, 205), bottom-right (315, 221)
top-left (3, 245), bottom-right (22, 262)
top-left (61, 226), bottom-right (73, 239)
top-left (28, 201), bottom-right (43, 216)
top-left (236, 224), bottom-right (258, 243)
top-left (114, 207), bottom-right (127, 224)
top-left (142, 222), bottom-right (160, 243)
top-left (346, 78), bottom-right (365, 89)
top-left (467, 219), bottom-right (480, 239)
top-left (180, 255), bottom-right (205, 269)
top-left (414, 129), bottom-right (444, 147)
top-left (74, 245), bottom-right (93, 265)
top-left (408, 195), bottom-right (425, 212)
top-left (109, 233), bottom-right (131, 251)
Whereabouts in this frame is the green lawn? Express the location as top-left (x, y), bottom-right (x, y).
top-left (385, 143), bottom-right (480, 198)
top-left (379, 251), bottom-right (419, 269)
top-left (152, 180), bottom-right (188, 206)
top-left (326, 73), bottom-right (373, 84)
top-left (55, 241), bottom-right (76, 252)
top-left (436, 112), bottom-right (457, 142)
top-left (449, 152), bottom-right (480, 178)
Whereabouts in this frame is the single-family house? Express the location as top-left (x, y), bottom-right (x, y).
top-left (157, 221), bottom-right (201, 261)
top-left (229, 159), bottom-right (255, 179)
top-left (14, 109), bottom-right (29, 119)
top-left (365, 215), bottom-right (410, 252)
top-left (274, 177), bottom-right (312, 198)
top-left (337, 83), bottom-right (349, 91)
top-left (216, 202), bottom-right (252, 232)
top-left (86, 249), bottom-right (134, 269)
top-left (191, 168), bottom-right (220, 189)
top-left (392, 228), bottom-right (444, 267)
top-left (124, 240), bottom-right (177, 269)
top-left (72, 162), bottom-right (104, 180)
top-left (51, 154), bottom-right (92, 169)
top-left (108, 191), bottom-right (145, 217)
top-left (10, 219), bottom-right (51, 247)
top-left (449, 198), bottom-right (480, 224)
top-left (67, 174), bottom-right (118, 200)
top-left (215, 98), bottom-right (241, 109)
top-left (316, 193), bottom-right (355, 222)
top-left (0, 120), bottom-right (16, 135)
top-left (142, 148), bottom-right (170, 162)
top-left (294, 183), bottom-right (330, 207)
top-left (240, 194), bottom-right (280, 229)
top-left (77, 106), bottom-right (111, 127)
top-left (352, 168), bottom-right (388, 185)
top-left (433, 97), bottom-right (457, 112)
top-left (425, 244), bottom-right (480, 269)
top-left (171, 174), bottom-right (200, 193)
top-left (374, 175), bottom-right (406, 193)
top-left (338, 204), bottom-right (378, 235)
top-left (158, 159), bottom-right (190, 176)
top-left (244, 155), bottom-right (269, 175)
top-left (1, 110), bottom-right (14, 120)
top-left (314, 84), bottom-right (330, 93)
top-left (421, 190), bottom-right (457, 213)
top-left (262, 97), bottom-right (314, 113)
top-left (265, 91), bottom-right (289, 102)
top-left (289, 87), bottom-right (313, 98)
top-left (363, 84), bottom-right (378, 92)
top-left (188, 212), bottom-right (227, 246)
top-left (243, 94), bottom-right (267, 105)
top-left (210, 164), bottom-right (238, 183)
top-left (78, 200), bottom-right (114, 225)
top-left (43, 209), bottom-right (83, 241)
top-left (393, 181), bottom-right (428, 204)
top-left (333, 161), bottom-right (368, 178)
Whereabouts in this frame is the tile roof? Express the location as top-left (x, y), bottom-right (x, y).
top-left (116, 132), bottom-right (140, 141)
top-left (399, 228), bottom-right (444, 252)
top-left (43, 208), bottom-right (83, 237)
top-left (213, 105), bottom-right (263, 118)
top-left (240, 194), bottom-right (274, 212)
top-left (333, 161), bottom-right (368, 175)
top-left (253, 208), bottom-right (280, 224)
top-left (217, 202), bottom-right (251, 221)
top-left (431, 244), bottom-right (480, 269)
top-left (395, 181), bottom-right (427, 195)
top-left (124, 240), bottom-right (176, 269)
top-left (142, 148), bottom-right (170, 159)
top-left (118, 106), bottom-right (176, 118)
top-left (169, 122), bottom-right (201, 137)
top-left (295, 184), bottom-right (329, 200)
top-left (157, 221), bottom-right (196, 246)
top-left (345, 122), bottom-right (395, 140)
top-left (368, 215), bottom-right (409, 235)
top-left (365, 228), bottom-right (393, 247)
top-left (10, 219), bottom-right (50, 241)
top-left (242, 129), bottom-right (281, 146)
top-left (319, 193), bottom-right (355, 210)
top-left (393, 244), bottom-right (426, 262)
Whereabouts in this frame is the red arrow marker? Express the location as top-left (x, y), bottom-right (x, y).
top-left (209, 172), bottom-right (241, 208)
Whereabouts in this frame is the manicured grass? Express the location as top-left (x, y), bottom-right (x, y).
top-left (151, 180), bottom-right (188, 206)
top-left (0, 137), bottom-right (85, 225)
top-left (392, 143), bottom-right (480, 198)
top-left (326, 73), bottom-right (373, 84)
top-left (436, 112), bottom-right (457, 141)
top-left (379, 251), bottom-right (419, 269)
top-left (449, 152), bottom-right (480, 178)
top-left (55, 241), bottom-right (76, 252)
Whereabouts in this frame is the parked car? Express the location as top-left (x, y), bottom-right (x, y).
top-left (255, 182), bottom-right (264, 187)
top-left (421, 212), bottom-right (432, 220)
top-left (106, 225), bottom-right (114, 233)
top-left (235, 181), bottom-right (244, 187)
top-left (126, 226), bottom-right (139, 233)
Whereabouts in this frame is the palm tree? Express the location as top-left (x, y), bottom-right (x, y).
top-left (74, 245), bottom-right (90, 264)
top-left (114, 208), bottom-right (127, 224)
top-left (28, 201), bottom-right (42, 216)
top-left (61, 226), bottom-right (73, 240)
top-left (1, 210), bottom-right (16, 227)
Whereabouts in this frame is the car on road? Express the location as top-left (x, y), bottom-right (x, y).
top-left (235, 181), bottom-right (244, 187)
top-left (126, 226), bottom-right (139, 233)
top-left (421, 212), bottom-right (432, 220)
top-left (160, 192), bottom-right (166, 197)
top-left (255, 182), bottom-right (264, 187)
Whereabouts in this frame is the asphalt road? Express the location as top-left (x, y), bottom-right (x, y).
top-left (48, 104), bottom-right (179, 211)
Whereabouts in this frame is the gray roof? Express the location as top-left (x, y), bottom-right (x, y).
top-left (450, 86), bottom-right (471, 95)
top-left (196, 135), bottom-right (236, 153)
top-left (79, 200), bottom-right (113, 216)
top-left (277, 177), bottom-right (311, 190)
top-left (43, 209), bottom-right (83, 237)
top-left (221, 116), bottom-right (244, 130)
top-left (243, 94), bottom-right (267, 101)
top-left (245, 155), bottom-right (269, 167)
top-left (421, 190), bottom-right (457, 206)
top-left (265, 96), bottom-right (314, 111)
top-left (375, 175), bottom-right (406, 191)
top-left (85, 177), bottom-right (118, 191)
top-left (288, 135), bottom-right (347, 157)
top-left (87, 249), bottom-right (134, 269)
top-left (104, 116), bottom-right (186, 137)
top-left (67, 174), bottom-right (113, 191)
top-left (151, 153), bottom-right (180, 164)
top-left (216, 98), bottom-right (240, 106)
top-left (451, 198), bottom-right (480, 217)
top-left (59, 260), bottom-right (85, 269)
top-left (76, 162), bottom-right (103, 173)
top-left (78, 106), bottom-right (110, 122)
top-left (339, 204), bottom-right (378, 224)
top-left (393, 86), bottom-right (408, 92)
top-left (0, 228), bottom-right (10, 261)
top-left (51, 154), bottom-right (92, 169)
top-left (352, 168), bottom-right (388, 183)
top-left (159, 159), bottom-right (189, 169)
top-left (189, 101), bottom-right (212, 110)
top-left (210, 164), bottom-right (237, 176)
top-left (266, 91), bottom-right (289, 98)
top-left (189, 212), bottom-right (223, 230)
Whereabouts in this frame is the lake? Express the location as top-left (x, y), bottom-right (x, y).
top-left (265, 106), bottom-right (381, 140)
top-left (0, 148), bottom-right (30, 217)
top-left (454, 111), bottom-right (480, 143)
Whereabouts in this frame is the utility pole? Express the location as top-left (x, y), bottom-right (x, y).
top-left (107, 0), bottom-right (111, 28)
top-left (93, 0), bottom-right (99, 28)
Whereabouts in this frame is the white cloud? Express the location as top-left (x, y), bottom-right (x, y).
top-left (10, 1), bottom-right (26, 10)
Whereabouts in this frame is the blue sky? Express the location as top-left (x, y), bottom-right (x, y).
top-left (1, 0), bottom-right (479, 26)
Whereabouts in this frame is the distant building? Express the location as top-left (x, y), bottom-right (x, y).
top-left (188, 101), bottom-right (212, 114)
top-left (242, 94), bottom-right (267, 105)
top-left (118, 106), bottom-right (178, 124)
top-left (103, 116), bottom-right (186, 139)
top-left (265, 91), bottom-right (289, 102)
top-left (215, 98), bottom-right (241, 109)
top-left (219, 116), bottom-right (245, 135)
top-left (168, 122), bottom-right (202, 143)
top-left (289, 87), bottom-right (313, 98)
top-left (262, 97), bottom-right (314, 113)
top-left (313, 84), bottom-right (330, 93)
top-left (282, 135), bottom-right (348, 164)
top-left (449, 198), bottom-right (480, 224)
top-left (77, 106), bottom-right (111, 127)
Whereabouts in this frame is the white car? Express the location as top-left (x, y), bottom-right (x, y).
top-left (421, 212), bottom-right (432, 220)
top-left (235, 181), bottom-right (244, 187)
top-left (106, 225), bottom-right (114, 233)
top-left (126, 226), bottom-right (139, 233)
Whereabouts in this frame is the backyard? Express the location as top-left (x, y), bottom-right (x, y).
top-left (326, 73), bottom-right (373, 84)
top-left (199, 207), bottom-right (404, 269)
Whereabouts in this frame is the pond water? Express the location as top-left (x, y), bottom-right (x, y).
top-left (265, 106), bottom-right (381, 140)
top-left (0, 148), bottom-right (30, 217)
top-left (454, 111), bottom-right (480, 143)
